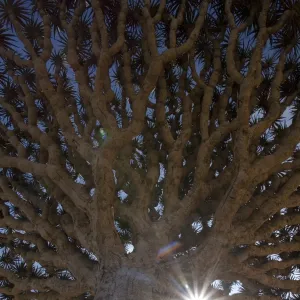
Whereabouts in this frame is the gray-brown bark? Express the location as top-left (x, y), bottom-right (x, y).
top-left (94, 267), bottom-right (157, 300)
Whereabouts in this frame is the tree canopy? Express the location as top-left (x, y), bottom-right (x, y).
top-left (0, 0), bottom-right (300, 299)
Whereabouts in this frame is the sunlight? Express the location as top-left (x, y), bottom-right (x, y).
top-left (184, 293), bottom-right (209, 300)
top-left (185, 295), bottom-right (204, 300)
top-left (182, 286), bottom-right (210, 300)
top-left (158, 249), bottom-right (219, 300)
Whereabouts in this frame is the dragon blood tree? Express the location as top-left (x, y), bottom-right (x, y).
top-left (0, 0), bottom-right (300, 299)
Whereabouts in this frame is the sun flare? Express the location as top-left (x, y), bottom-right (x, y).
top-left (182, 288), bottom-right (210, 300)
top-left (185, 294), bottom-right (208, 300)
top-left (186, 295), bottom-right (204, 300)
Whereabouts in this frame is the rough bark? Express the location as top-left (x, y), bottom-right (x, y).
top-left (94, 267), bottom-right (157, 300)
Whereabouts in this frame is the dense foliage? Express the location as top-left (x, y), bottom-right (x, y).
top-left (0, 0), bottom-right (300, 299)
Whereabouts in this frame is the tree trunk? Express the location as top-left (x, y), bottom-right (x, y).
top-left (93, 235), bottom-right (226, 299)
top-left (94, 267), bottom-right (160, 300)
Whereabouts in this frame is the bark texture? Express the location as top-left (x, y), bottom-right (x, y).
top-left (94, 268), bottom-right (157, 300)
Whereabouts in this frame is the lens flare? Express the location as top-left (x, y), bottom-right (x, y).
top-left (186, 296), bottom-right (203, 300)
top-left (155, 241), bottom-right (222, 300)
top-left (186, 294), bottom-right (208, 300)
top-left (156, 241), bottom-right (182, 261)
top-left (183, 287), bottom-right (210, 300)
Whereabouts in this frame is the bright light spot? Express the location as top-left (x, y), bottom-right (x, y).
top-left (185, 294), bottom-right (207, 300)
top-left (183, 287), bottom-right (209, 300)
